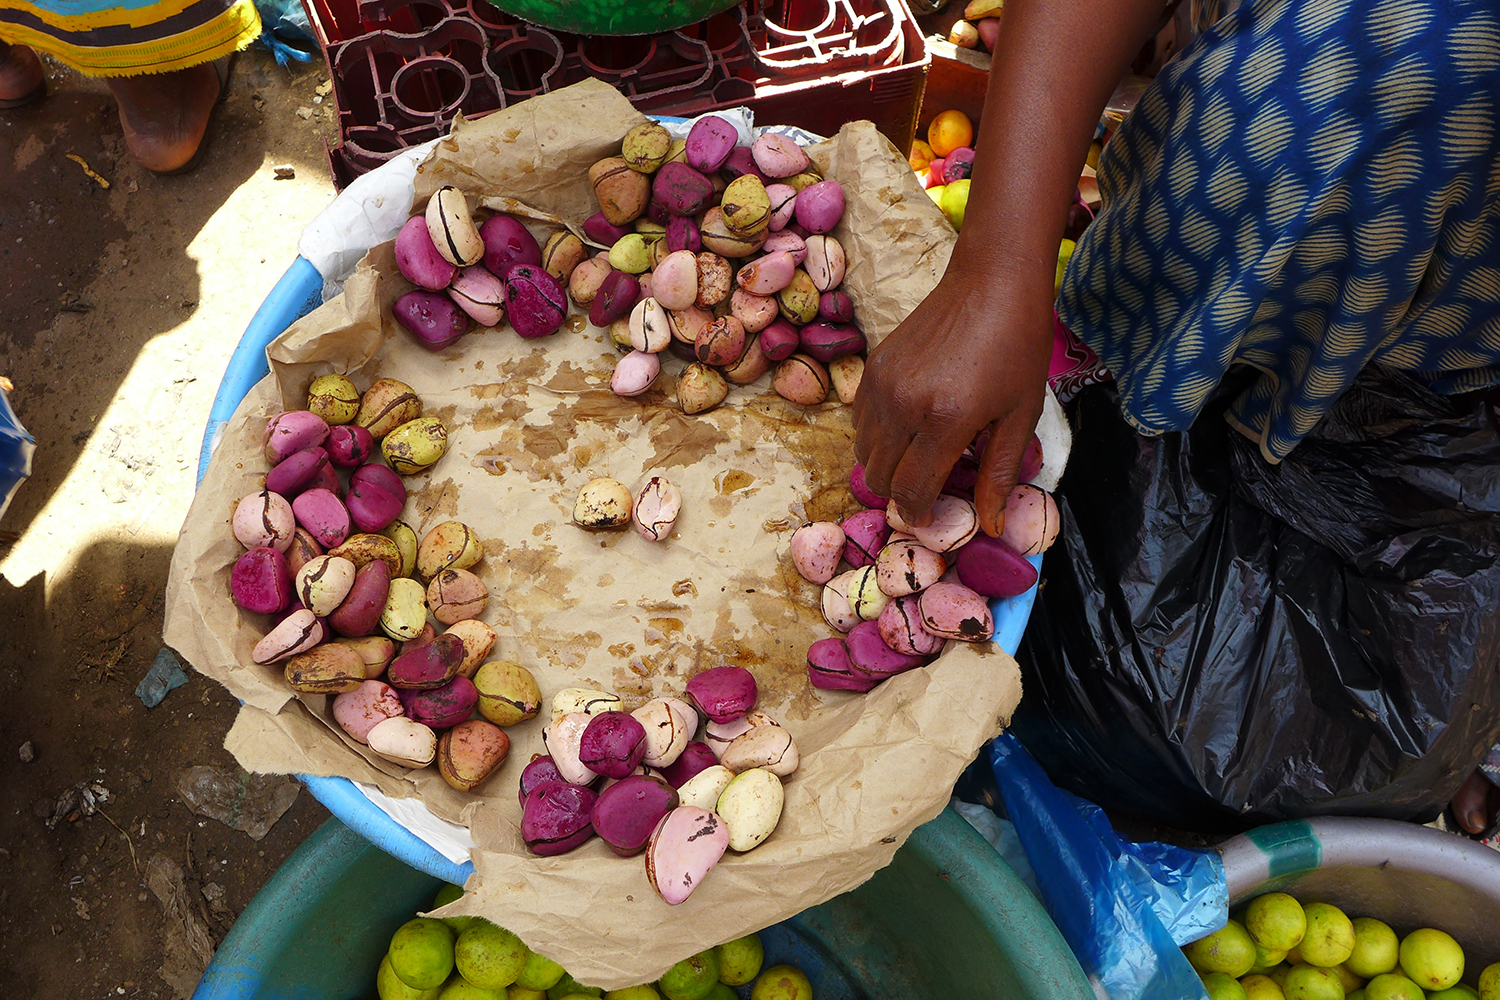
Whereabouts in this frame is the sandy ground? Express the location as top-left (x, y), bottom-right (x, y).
top-left (0, 48), bottom-right (349, 999)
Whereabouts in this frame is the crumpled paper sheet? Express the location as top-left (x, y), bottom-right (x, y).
top-left (164, 79), bottom-right (1022, 989)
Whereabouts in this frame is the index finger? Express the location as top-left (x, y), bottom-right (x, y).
top-left (887, 426), bottom-right (975, 529)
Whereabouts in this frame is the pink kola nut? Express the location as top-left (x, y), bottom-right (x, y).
top-left (806, 636), bottom-right (878, 692)
top-left (762, 229), bottom-right (807, 264)
top-left (394, 215), bottom-right (457, 290)
top-left (1019, 434), bottom-right (1045, 483)
top-left (790, 520), bottom-right (845, 584)
top-left (919, 581), bottom-right (995, 641)
top-left (645, 806), bottom-right (730, 904)
top-left (685, 115), bottom-right (737, 173)
top-left (794, 179), bottom-right (845, 234)
top-left (908, 495), bottom-right (980, 553)
top-left (231, 546), bottom-right (293, 615)
top-left (850, 463), bottom-right (888, 508)
top-left (841, 509), bottom-right (890, 568)
top-left (478, 214), bottom-right (541, 278)
top-left (578, 711), bottom-right (649, 779)
top-left (846, 619), bottom-right (927, 678)
top-left (233, 490), bottom-right (296, 551)
top-left (751, 133), bottom-right (811, 178)
top-left (877, 594), bottom-right (945, 656)
top-left (686, 665), bottom-right (758, 724)
top-left (263, 410), bottom-right (329, 465)
top-left (291, 488), bottom-right (351, 549)
top-left (1000, 484), bottom-right (1060, 556)
top-left (448, 266), bottom-right (507, 327)
top-left (332, 681), bottom-right (405, 743)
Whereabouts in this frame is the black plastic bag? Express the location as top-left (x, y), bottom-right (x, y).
top-left (1012, 366), bottom-right (1500, 833)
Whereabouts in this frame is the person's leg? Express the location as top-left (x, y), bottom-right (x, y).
top-left (105, 62), bottom-right (221, 174)
top-left (0, 42), bottom-right (45, 104)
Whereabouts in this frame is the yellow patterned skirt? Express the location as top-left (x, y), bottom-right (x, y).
top-left (0, 0), bottom-right (261, 77)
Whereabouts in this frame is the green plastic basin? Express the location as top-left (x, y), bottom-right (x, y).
top-left (487, 0), bottom-right (742, 35)
top-left (193, 808), bottom-right (1091, 999)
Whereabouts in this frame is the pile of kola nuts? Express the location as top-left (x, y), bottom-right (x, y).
top-left (229, 375), bottom-right (534, 794)
top-left (388, 115), bottom-right (867, 413)
top-left (524, 666), bottom-right (797, 906)
top-left (793, 433), bottom-right (1060, 692)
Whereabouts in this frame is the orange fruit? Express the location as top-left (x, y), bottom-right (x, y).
top-left (927, 110), bottom-right (974, 158)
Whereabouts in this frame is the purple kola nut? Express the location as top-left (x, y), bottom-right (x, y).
top-left (819, 289), bottom-right (855, 323)
top-left (386, 633), bottom-right (465, 690)
top-left (720, 145), bottom-right (768, 183)
top-left (310, 463), bottom-right (342, 497)
top-left (846, 619), bottom-right (927, 678)
top-left (231, 546), bottom-right (293, 615)
top-left (647, 200), bottom-right (670, 225)
top-left (759, 318), bottom-right (801, 362)
top-left (685, 115), bottom-right (737, 172)
top-left (955, 533), bottom-right (1039, 600)
top-left (751, 133), bottom-right (811, 178)
top-left (351, 462), bottom-right (404, 498)
top-left (592, 774), bottom-right (679, 857)
top-left (326, 425), bottom-right (375, 469)
top-left (660, 741), bottom-right (717, 788)
top-left (841, 509), bottom-right (890, 568)
top-left (265, 446), bottom-right (329, 499)
top-left (878, 594), bottom-right (945, 656)
top-left (652, 162), bottom-right (715, 216)
top-left (798, 322), bottom-right (867, 364)
top-left (292, 488), bottom-right (351, 549)
top-left (518, 755), bottom-right (567, 806)
top-left (1019, 434), bottom-right (1044, 483)
top-left (346, 469), bottom-right (404, 534)
top-left (849, 463), bottom-right (888, 508)
top-left (588, 269), bottom-right (640, 328)
top-left (941, 457), bottom-right (979, 501)
top-left (328, 558), bottom-right (392, 637)
top-left (807, 637), bottom-right (878, 692)
top-left (399, 675), bottom-right (480, 729)
top-left (765, 183), bottom-right (798, 232)
top-left (794, 179), bottom-right (846, 234)
top-left (686, 665), bottom-right (758, 724)
top-left (790, 520), bottom-right (845, 584)
top-left (394, 215), bottom-right (457, 290)
top-left (578, 711), bottom-right (648, 779)
top-left (448, 266), bottom-right (506, 327)
top-left (504, 264), bottom-right (567, 338)
top-left (583, 212), bottom-right (631, 247)
top-left (479, 214), bottom-right (541, 278)
top-left (264, 410), bottom-right (329, 465)
top-left (942, 146), bottom-right (975, 184)
top-left (522, 781), bottom-right (598, 856)
top-left (394, 289), bottom-right (469, 351)
top-left (332, 680), bottom-right (405, 743)
top-left (762, 229), bottom-right (807, 264)
top-left (666, 214), bottom-right (701, 254)
top-left (919, 581), bottom-right (995, 641)
top-left (736, 250), bottom-right (797, 296)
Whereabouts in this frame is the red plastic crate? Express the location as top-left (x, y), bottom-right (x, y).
top-left (301, 0), bottom-right (929, 187)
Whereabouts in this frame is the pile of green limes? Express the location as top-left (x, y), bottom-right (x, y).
top-left (1182, 892), bottom-right (1499, 1000)
top-left (375, 884), bottom-right (815, 1000)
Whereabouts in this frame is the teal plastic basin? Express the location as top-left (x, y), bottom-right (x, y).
top-left (193, 809), bottom-right (1091, 999)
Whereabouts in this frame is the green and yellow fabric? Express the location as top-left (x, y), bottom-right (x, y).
top-left (0, 0), bottom-right (261, 76)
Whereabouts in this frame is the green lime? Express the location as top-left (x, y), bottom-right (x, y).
top-left (1346, 919), bottom-right (1399, 980)
top-left (1241, 974), bottom-right (1288, 1000)
top-left (1300, 904), bottom-right (1355, 968)
top-left (379, 954), bottom-right (446, 1000)
top-left (1481, 960), bottom-right (1500, 1000)
top-left (603, 988), bottom-right (660, 1000)
top-left (390, 919), bottom-right (458, 991)
top-left (509, 988), bottom-right (547, 1000)
top-left (1203, 971), bottom-right (1250, 1000)
top-left (440, 981), bottom-right (506, 1000)
top-left (1430, 986), bottom-right (1481, 1000)
top-left (431, 883), bottom-right (485, 934)
top-left (1365, 972), bottom-right (1426, 1000)
top-left (1271, 965), bottom-right (1294, 989)
top-left (659, 952), bottom-right (720, 1000)
top-left (750, 965), bottom-right (813, 1000)
top-left (1331, 965), bottom-right (1365, 994)
top-left (702, 987), bottom-right (736, 1000)
top-left (516, 953), bottom-right (566, 992)
top-left (1400, 927), bottom-right (1464, 991)
top-left (1283, 964), bottom-right (1345, 1000)
top-left (546, 974), bottom-right (603, 1000)
top-left (715, 934), bottom-right (765, 986)
top-left (1252, 945), bottom-right (1289, 975)
top-left (1347, 992), bottom-right (1365, 1000)
top-left (1186, 920), bottom-right (1259, 979)
top-left (1247, 894), bottom-right (1308, 953)
top-left (455, 924), bottom-right (529, 991)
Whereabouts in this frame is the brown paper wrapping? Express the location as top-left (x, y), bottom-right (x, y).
top-left (165, 80), bottom-right (1020, 990)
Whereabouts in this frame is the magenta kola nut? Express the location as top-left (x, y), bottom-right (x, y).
top-left (504, 264), bottom-right (567, 338)
top-left (578, 711), bottom-right (648, 779)
top-left (326, 425), bottom-right (374, 468)
top-left (686, 665), bottom-right (758, 723)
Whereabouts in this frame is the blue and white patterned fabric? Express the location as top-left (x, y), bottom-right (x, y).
top-left (1059, 0), bottom-right (1500, 461)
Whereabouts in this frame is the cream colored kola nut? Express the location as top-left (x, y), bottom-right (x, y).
top-left (821, 569), bottom-right (861, 632)
top-left (677, 764), bottom-right (735, 811)
top-left (573, 477), bottom-right (633, 529)
top-left (425, 186), bottom-right (484, 266)
top-left (443, 619), bottom-right (497, 678)
top-left (633, 476), bottom-right (681, 541)
top-left (847, 564), bottom-right (889, 621)
top-left (722, 725), bottom-right (799, 777)
top-left (907, 495), bottom-right (980, 553)
top-left (716, 767), bottom-right (785, 851)
top-left (296, 554), bottom-right (357, 616)
top-left (367, 716), bottom-right (437, 768)
top-left (628, 297), bottom-right (671, 353)
top-left (632, 698), bottom-right (690, 768)
top-left (803, 235), bottom-right (846, 292)
top-left (551, 687), bottom-right (623, 725)
top-left (829, 355), bottom-right (864, 404)
top-left (542, 711), bottom-right (595, 784)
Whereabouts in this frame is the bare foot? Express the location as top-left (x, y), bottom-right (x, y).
top-left (106, 62), bottom-right (222, 174)
top-left (1450, 770), bottom-right (1499, 835)
top-left (0, 42), bottom-right (45, 104)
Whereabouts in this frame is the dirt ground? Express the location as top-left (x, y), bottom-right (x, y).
top-left (0, 48), bottom-right (349, 1000)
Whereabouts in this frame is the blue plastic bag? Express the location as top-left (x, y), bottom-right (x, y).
top-left (253, 0), bottom-right (318, 66)
top-left (987, 733), bottom-right (1224, 1000)
top-left (0, 385), bottom-right (34, 523)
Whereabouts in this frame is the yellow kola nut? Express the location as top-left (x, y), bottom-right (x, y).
top-left (382, 416), bottom-right (448, 475)
top-left (307, 373), bottom-right (360, 424)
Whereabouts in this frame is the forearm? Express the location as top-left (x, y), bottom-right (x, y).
top-left (952, 0), bottom-right (1164, 284)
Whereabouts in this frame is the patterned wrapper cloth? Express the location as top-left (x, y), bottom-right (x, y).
top-left (0, 0), bottom-right (261, 76)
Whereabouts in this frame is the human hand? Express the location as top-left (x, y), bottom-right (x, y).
top-left (852, 265), bottom-right (1053, 536)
